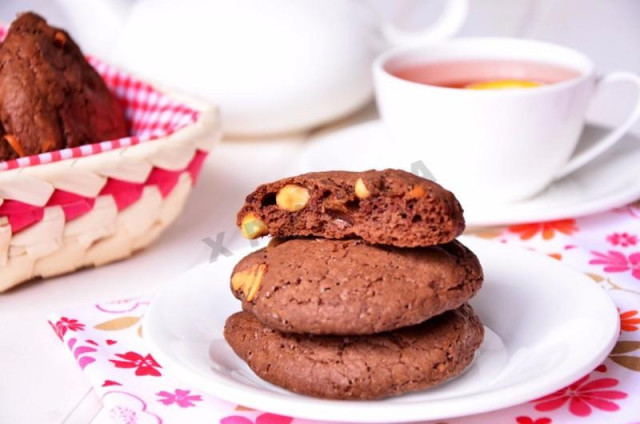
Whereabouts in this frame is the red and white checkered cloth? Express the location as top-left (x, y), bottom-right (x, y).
top-left (0, 26), bottom-right (199, 171)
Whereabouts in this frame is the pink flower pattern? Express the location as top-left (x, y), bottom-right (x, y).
top-left (606, 232), bottom-right (638, 247)
top-left (516, 417), bottom-right (552, 424)
top-left (156, 389), bottom-right (203, 408)
top-left (103, 391), bottom-right (162, 424)
top-left (110, 352), bottom-right (162, 377)
top-left (68, 338), bottom-right (97, 370)
top-left (533, 374), bottom-right (627, 416)
top-left (589, 250), bottom-right (640, 280)
top-left (50, 317), bottom-right (85, 340)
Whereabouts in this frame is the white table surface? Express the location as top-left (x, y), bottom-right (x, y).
top-left (2, 1), bottom-right (640, 423)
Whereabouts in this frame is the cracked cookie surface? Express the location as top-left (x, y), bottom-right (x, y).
top-left (236, 169), bottom-right (465, 248)
top-left (230, 238), bottom-right (483, 335)
top-left (0, 12), bottom-right (128, 159)
top-left (224, 305), bottom-right (484, 400)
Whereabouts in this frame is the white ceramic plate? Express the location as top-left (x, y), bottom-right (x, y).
top-left (143, 237), bottom-right (619, 423)
top-left (298, 121), bottom-right (640, 227)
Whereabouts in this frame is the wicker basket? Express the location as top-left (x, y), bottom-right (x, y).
top-left (0, 56), bottom-right (221, 292)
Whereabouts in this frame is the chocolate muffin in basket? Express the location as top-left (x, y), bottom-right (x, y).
top-left (0, 12), bottom-right (128, 160)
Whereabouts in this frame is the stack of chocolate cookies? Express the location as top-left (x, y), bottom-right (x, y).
top-left (225, 169), bottom-right (484, 400)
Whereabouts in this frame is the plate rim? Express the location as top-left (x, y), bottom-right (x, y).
top-left (143, 238), bottom-right (620, 423)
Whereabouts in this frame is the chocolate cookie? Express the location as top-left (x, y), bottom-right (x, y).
top-left (236, 169), bottom-right (464, 248)
top-left (224, 305), bottom-right (484, 400)
top-left (0, 12), bottom-right (128, 159)
top-left (230, 238), bottom-right (482, 335)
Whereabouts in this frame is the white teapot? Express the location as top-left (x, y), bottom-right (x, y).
top-left (57, 0), bottom-right (468, 136)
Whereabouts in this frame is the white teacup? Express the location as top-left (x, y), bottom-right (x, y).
top-left (374, 37), bottom-right (640, 204)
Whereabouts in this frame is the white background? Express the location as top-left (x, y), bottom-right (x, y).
top-left (0, 1), bottom-right (639, 423)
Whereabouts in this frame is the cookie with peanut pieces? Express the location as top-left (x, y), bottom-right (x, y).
top-left (229, 238), bottom-right (483, 335)
top-left (236, 169), bottom-right (464, 247)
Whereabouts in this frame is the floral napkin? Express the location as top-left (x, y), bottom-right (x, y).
top-left (48, 202), bottom-right (640, 424)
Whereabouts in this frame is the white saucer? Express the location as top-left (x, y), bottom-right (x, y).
top-left (298, 121), bottom-right (640, 226)
top-left (143, 238), bottom-right (619, 423)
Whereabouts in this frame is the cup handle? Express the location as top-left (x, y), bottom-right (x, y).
top-left (381, 0), bottom-right (468, 46)
top-left (555, 71), bottom-right (640, 179)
